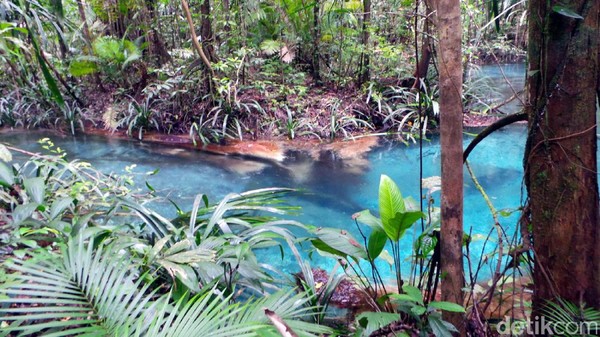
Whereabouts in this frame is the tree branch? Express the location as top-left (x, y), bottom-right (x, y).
top-left (463, 112), bottom-right (527, 162)
top-left (181, 0), bottom-right (215, 90)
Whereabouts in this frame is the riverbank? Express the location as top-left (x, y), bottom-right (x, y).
top-left (1, 108), bottom-right (508, 164)
top-left (2, 61), bottom-right (525, 153)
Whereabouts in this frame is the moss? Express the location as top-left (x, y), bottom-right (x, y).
top-left (533, 170), bottom-right (549, 192)
top-left (543, 209), bottom-right (553, 221)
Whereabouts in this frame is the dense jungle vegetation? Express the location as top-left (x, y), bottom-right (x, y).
top-left (0, 0), bottom-right (526, 141)
top-left (1, 0), bottom-right (599, 336)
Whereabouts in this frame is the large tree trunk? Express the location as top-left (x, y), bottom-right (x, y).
top-left (525, 0), bottom-right (599, 315)
top-left (436, 0), bottom-right (465, 334)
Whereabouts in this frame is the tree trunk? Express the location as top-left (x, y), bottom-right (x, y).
top-left (145, 0), bottom-right (172, 66)
top-left (412, 0), bottom-right (434, 88)
top-left (525, 0), bottom-right (599, 316)
top-left (181, 0), bottom-right (214, 94)
top-left (312, 0), bottom-right (321, 84)
top-left (357, 0), bottom-right (371, 86)
top-left (436, 0), bottom-right (465, 333)
top-left (200, 0), bottom-right (217, 63)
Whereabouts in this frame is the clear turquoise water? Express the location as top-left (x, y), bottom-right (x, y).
top-left (2, 64), bottom-right (597, 282)
top-left (0, 126), bottom-right (531, 281)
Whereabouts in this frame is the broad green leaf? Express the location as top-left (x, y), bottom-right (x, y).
top-left (159, 260), bottom-right (200, 293)
top-left (311, 238), bottom-right (348, 258)
top-left (367, 229), bottom-right (387, 260)
top-left (0, 161), bottom-right (14, 185)
top-left (49, 197), bottom-right (73, 220)
top-left (390, 210), bottom-right (426, 240)
top-left (389, 293), bottom-right (419, 303)
top-left (164, 239), bottom-right (191, 256)
top-left (552, 5), bottom-right (584, 19)
top-left (150, 235), bottom-right (172, 261)
top-left (0, 144), bottom-right (12, 162)
top-left (71, 212), bottom-right (95, 236)
top-left (68, 59), bottom-right (98, 77)
top-left (312, 228), bottom-right (367, 259)
top-left (24, 177), bottom-right (45, 205)
top-left (411, 305), bottom-right (426, 316)
top-left (353, 209), bottom-right (382, 229)
top-left (356, 311), bottom-right (399, 337)
top-left (163, 249), bottom-right (214, 264)
top-left (429, 301), bottom-right (466, 313)
top-left (378, 175), bottom-right (405, 241)
top-left (428, 313), bottom-right (458, 337)
top-left (402, 285), bottom-right (424, 305)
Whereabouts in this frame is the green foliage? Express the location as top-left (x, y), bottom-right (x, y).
top-left (68, 57), bottom-right (99, 77)
top-left (0, 0), bottom-right (525, 139)
top-left (379, 175), bottom-right (421, 241)
top-left (116, 187), bottom-right (308, 296)
top-left (354, 311), bottom-right (401, 337)
top-left (0, 231), bottom-right (332, 337)
top-left (65, 35), bottom-right (145, 89)
top-left (355, 285), bottom-right (464, 337)
top-left (93, 36), bottom-right (142, 67)
top-left (307, 175), bottom-right (461, 335)
top-left (0, 143), bottom-right (335, 336)
top-left (391, 284), bottom-right (464, 337)
top-left (119, 95), bottom-right (160, 140)
top-left (55, 101), bottom-right (86, 135)
top-left (542, 298), bottom-right (600, 337)
top-left (0, 139), bottom-right (140, 255)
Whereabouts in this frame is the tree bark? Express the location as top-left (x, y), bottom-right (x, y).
top-left (525, 0), bottom-right (599, 315)
top-left (436, 0), bottom-right (465, 334)
top-left (358, 0), bottom-right (371, 86)
top-left (312, 0), bottom-right (321, 83)
top-left (145, 0), bottom-right (172, 66)
top-left (412, 0), bottom-right (434, 85)
top-left (200, 0), bottom-right (217, 63)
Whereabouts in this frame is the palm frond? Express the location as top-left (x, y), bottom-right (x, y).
top-left (542, 298), bottom-right (600, 337)
top-left (0, 232), bottom-right (331, 337)
top-left (0, 233), bottom-right (159, 336)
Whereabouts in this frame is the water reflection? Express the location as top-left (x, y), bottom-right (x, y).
top-left (0, 126), bottom-right (533, 279)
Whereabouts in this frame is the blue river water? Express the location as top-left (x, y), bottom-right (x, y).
top-left (0, 125), bottom-right (530, 282)
top-left (2, 63), bottom-right (598, 282)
